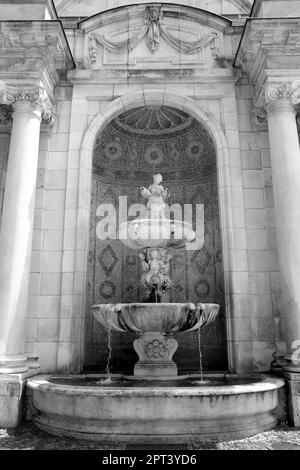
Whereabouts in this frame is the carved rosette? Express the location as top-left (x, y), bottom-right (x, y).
top-left (133, 332), bottom-right (178, 376)
top-left (3, 86), bottom-right (56, 125)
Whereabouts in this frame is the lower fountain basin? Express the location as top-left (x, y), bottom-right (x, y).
top-left (27, 374), bottom-right (284, 444)
top-left (92, 302), bottom-right (219, 333)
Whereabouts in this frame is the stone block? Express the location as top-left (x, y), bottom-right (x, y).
top-left (246, 229), bottom-right (268, 250)
top-left (29, 273), bottom-right (40, 295)
top-left (43, 230), bottom-right (64, 251)
top-left (26, 319), bottom-right (38, 342)
top-left (227, 294), bottom-right (250, 317)
top-left (45, 170), bottom-right (67, 190)
top-left (249, 272), bottom-right (270, 295)
top-left (38, 319), bottom-right (59, 342)
top-left (242, 170), bottom-right (264, 188)
top-left (228, 316), bottom-right (252, 341)
top-left (43, 210), bottom-right (65, 230)
top-left (41, 251), bottom-right (63, 273)
top-left (244, 189), bottom-right (265, 208)
top-left (40, 273), bottom-right (62, 295)
top-left (252, 341), bottom-right (274, 371)
top-left (45, 190), bottom-right (66, 210)
top-left (283, 372), bottom-right (300, 427)
top-left (0, 378), bottom-right (24, 428)
top-left (38, 342), bottom-right (58, 372)
top-left (62, 251), bottom-right (75, 272)
top-left (48, 133), bottom-right (70, 152)
top-left (38, 295), bottom-right (60, 318)
top-left (248, 251), bottom-right (270, 272)
top-left (241, 150), bottom-right (262, 170)
top-left (250, 294), bottom-right (273, 317)
top-left (48, 151), bottom-right (68, 171)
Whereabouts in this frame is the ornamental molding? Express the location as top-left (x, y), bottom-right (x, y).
top-left (253, 82), bottom-right (300, 117)
top-left (265, 84), bottom-right (300, 106)
top-left (0, 21), bottom-right (74, 77)
top-left (87, 4), bottom-right (220, 64)
top-left (2, 86), bottom-right (56, 125)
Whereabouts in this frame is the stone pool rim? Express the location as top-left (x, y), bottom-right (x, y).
top-left (27, 373), bottom-right (285, 396)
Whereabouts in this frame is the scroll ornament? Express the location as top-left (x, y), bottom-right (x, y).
top-left (265, 84), bottom-right (300, 106)
top-left (3, 86), bottom-right (56, 125)
top-left (88, 5), bottom-right (219, 64)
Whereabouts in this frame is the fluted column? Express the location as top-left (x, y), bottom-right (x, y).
top-left (0, 86), bottom-right (54, 374)
top-left (265, 84), bottom-right (300, 372)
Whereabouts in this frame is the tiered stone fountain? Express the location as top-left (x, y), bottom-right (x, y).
top-left (92, 174), bottom-right (219, 378)
top-left (26, 175), bottom-right (284, 444)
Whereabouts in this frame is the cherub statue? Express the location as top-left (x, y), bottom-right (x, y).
top-left (139, 247), bottom-right (172, 301)
top-left (140, 174), bottom-right (169, 216)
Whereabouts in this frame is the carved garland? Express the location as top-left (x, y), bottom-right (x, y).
top-left (88, 5), bottom-right (219, 63)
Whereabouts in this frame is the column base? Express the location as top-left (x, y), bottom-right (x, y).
top-left (283, 371), bottom-right (300, 427)
top-left (0, 354), bottom-right (29, 374)
top-left (133, 332), bottom-right (178, 378)
top-left (0, 369), bottom-right (39, 428)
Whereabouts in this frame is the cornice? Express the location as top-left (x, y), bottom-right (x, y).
top-left (0, 20), bottom-right (75, 91)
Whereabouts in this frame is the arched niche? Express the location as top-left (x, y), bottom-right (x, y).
top-left (85, 104), bottom-right (227, 373)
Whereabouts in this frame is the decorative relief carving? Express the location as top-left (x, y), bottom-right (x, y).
top-left (144, 4), bottom-right (164, 53)
top-left (265, 84), bottom-right (300, 105)
top-left (251, 105), bottom-right (267, 130)
top-left (134, 333), bottom-right (178, 363)
top-left (0, 104), bottom-right (13, 125)
top-left (3, 86), bottom-right (56, 125)
top-left (253, 83), bottom-right (300, 121)
top-left (88, 4), bottom-right (219, 63)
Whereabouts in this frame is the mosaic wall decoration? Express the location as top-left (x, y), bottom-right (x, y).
top-left (85, 106), bottom-right (227, 373)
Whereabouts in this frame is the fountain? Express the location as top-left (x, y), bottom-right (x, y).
top-left (26, 174), bottom-right (284, 444)
top-left (92, 174), bottom-right (219, 378)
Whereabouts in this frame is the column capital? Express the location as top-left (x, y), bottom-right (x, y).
top-left (265, 83), bottom-right (300, 110)
top-left (253, 83), bottom-right (300, 122)
top-left (2, 85), bottom-right (56, 125)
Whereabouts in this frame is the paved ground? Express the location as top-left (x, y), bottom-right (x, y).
top-left (0, 423), bottom-right (300, 450)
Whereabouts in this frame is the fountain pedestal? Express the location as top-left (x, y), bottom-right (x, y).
top-left (133, 332), bottom-right (178, 377)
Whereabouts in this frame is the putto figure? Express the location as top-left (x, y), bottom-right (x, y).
top-left (140, 173), bottom-right (169, 217)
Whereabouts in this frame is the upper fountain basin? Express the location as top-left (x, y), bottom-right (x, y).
top-left (118, 218), bottom-right (197, 250)
top-left (92, 302), bottom-right (220, 333)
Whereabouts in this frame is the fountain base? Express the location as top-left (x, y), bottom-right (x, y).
top-left (133, 332), bottom-right (178, 377)
top-left (26, 374), bottom-right (284, 444)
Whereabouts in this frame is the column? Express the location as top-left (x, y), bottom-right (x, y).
top-left (265, 84), bottom-right (300, 372)
top-left (0, 86), bottom-right (53, 374)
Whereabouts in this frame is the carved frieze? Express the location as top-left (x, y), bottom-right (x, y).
top-left (86, 4), bottom-right (221, 67)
